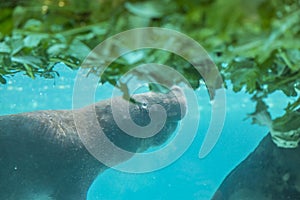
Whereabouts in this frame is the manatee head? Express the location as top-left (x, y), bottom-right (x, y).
top-left (95, 86), bottom-right (187, 153)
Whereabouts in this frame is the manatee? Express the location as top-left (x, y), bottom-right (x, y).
top-left (212, 134), bottom-right (300, 200)
top-left (0, 87), bottom-right (186, 200)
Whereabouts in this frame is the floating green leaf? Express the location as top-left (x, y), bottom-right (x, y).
top-left (0, 0), bottom-right (299, 145)
top-left (0, 74), bottom-right (6, 84)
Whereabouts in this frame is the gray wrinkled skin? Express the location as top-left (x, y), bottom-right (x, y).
top-left (0, 87), bottom-right (186, 200)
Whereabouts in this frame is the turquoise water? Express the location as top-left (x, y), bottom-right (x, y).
top-left (0, 63), bottom-right (290, 199)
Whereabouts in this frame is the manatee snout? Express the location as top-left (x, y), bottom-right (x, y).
top-left (165, 86), bottom-right (187, 121)
top-left (100, 86), bottom-right (187, 152)
top-left (131, 86), bottom-right (187, 123)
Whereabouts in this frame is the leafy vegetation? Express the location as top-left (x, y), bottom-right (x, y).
top-left (0, 0), bottom-right (299, 145)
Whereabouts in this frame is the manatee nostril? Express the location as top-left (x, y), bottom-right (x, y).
top-left (141, 102), bottom-right (148, 109)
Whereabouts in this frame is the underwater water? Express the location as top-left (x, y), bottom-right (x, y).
top-left (0, 63), bottom-right (290, 200)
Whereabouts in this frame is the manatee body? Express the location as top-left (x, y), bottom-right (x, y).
top-left (0, 87), bottom-right (186, 200)
top-left (212, 134), bottom-right (300, 200)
